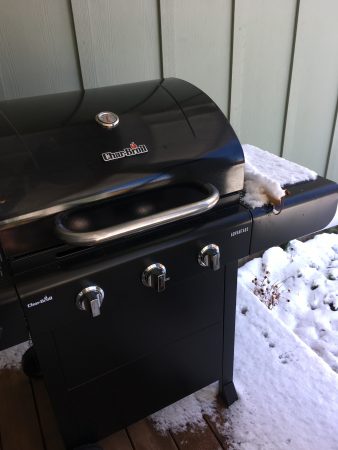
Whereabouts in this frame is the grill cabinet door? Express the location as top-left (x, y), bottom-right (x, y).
top-left (16, 235), bottom-right (227, 447)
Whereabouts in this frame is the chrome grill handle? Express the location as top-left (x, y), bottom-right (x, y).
top-left (56, 184), bottom-right (219, 246)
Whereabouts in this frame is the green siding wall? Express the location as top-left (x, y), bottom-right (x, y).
top-left (230, 0), bottom-right (296, 155)
top-left (71, 0), bottom-right (162, 88)
top-left (0, 0), bottom-right (337, 181)
top-left (0, 0), bottom-right (81, 98)
top-left (160, 0), bottom-right (232, 116)
top-left (281, 0), bottom-right (338, 176)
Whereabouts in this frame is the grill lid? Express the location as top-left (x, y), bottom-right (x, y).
top-left (0, 78), bottom-right (244, 230)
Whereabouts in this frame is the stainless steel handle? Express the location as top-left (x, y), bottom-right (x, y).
top-left (56, 184), bottom-right (219, 246)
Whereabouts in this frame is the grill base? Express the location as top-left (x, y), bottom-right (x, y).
top-left (15, 208), bottom-right (251, 449)
top-left (27, 263), bottom-right (239, 449)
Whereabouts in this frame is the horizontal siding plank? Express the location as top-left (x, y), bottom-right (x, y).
top-left (326, 102), bottom-right (338, 182)
top-left (71, 0), bottom-right (161, 89)
top-left (0, 0), bottom-right (81, 100)
top-left (230, 0), bottom-right (296, 154)
top-left (282, 0), bottom-right (338, 174)
top-left (160, 0), bottom-right (232, 115)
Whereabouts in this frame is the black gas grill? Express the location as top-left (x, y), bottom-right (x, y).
top-left (0, 78), bottom-right (337, 450)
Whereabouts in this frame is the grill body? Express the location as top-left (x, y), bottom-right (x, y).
top-left (0, 78), bottom-right (337, 449)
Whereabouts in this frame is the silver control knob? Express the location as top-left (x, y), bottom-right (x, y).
top-left (76, 286), bottom-right (104, 318)
top-left (142, 263), bottom-right (170, 293)
top-left (198, 244), bottom-right (220, 271)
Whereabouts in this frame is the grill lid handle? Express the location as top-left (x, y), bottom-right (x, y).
top-left (55, 184), bottom-right (219, 246)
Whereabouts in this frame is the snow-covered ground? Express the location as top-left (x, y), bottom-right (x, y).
top-left (241, 232), bottom-right (338, 374)
top-left (1, 232), bottom-right (338, 450)
top-left (152, 231), bottom-right (338, 450)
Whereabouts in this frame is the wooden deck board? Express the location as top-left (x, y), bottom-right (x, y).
top-left (0, 369), bottom-right (229, 450)
top-left (169, 422), bottom-right (224, 450)
top-left (30, 378), bottom-right (66, 450)
top-left (0, 370), bottom-right (44, 450)
top-left (99, 429), bottom-right (134, 450)
top-left (203, 396), bottom-right (232, 449)
top-left (127, 418), bottom-right (178, 449)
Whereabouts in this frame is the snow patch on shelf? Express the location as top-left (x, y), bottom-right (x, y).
top-left (242, 144), bottom-right (317, 208)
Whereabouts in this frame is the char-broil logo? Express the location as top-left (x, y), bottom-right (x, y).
top-left (102, 142), bottom-right (148, 162)
top-left (27, 295), bottom-right (53, 309)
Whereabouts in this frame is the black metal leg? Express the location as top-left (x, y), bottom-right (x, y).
top-left (21, 346), bottom-right (42, 378)
top-left (220, 381), bottom-right (238, 407)
top-left (220, 262), bottom-right (239, 407)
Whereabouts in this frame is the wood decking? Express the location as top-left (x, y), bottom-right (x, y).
top-left (0, 370), bottom-right (230, 450)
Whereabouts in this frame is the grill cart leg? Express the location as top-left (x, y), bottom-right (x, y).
top-left (220, 262), bottom-right (239, 407)
top-left (220, 381), bottom-right (238, 407)
top-left (22, 345), bottom-right (42, 378)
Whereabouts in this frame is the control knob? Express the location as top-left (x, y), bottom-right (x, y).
top-left (198, 244), bottom-right (220, 271)
top-left (142, 263), bottom-right (170, 292)
top-left (95, 111), bottom-right (119, 129)
top-left (76, 286), bottom-right (104, 318)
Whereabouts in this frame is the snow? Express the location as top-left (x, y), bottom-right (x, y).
top-left (242, 144), bottom-right (317, 208)
top-left (152, 232), bottom-right (338, 450)
top-left (0, 340), bottom-right (29, 369)
top-left (256, 233), bottom-right (338, 374)
top-left (324, 204), bottom-right (338, 230)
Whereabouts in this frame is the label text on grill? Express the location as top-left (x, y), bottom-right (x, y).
top-left (102, 142), bottom-right (148, 162)
top-left (27, 295), bottom-right (53, 309)
top-left (231, 227), bottom-right (249, 238)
